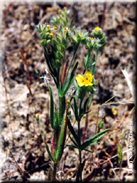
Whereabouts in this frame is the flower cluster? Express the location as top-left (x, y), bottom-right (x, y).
top-left (51, 7), bottom-right (70, 27)
top-left (85, 37), bottom-right (101, 50)
top-left (91, 27), bottom-right (107, 47)
top-left (71, 30), bottom-right (88, 45)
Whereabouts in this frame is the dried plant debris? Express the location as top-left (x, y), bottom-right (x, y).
top-left (0, 1), bottom-right (136, 182)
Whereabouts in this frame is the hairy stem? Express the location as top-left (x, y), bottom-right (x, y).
top-left (78, 121), bottom-right (82, 182)
top-left (59, 95), bottom-right (66, 125)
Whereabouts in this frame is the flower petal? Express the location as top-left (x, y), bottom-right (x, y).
top-left (76, 74), bottom-right (85, 87)
top-left (94, 27), bottom-right (102, 31)
top-left (84, 71), bottom-right (93, 81)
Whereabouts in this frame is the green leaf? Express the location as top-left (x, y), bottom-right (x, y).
top-left (34, 69), bottom-right (39, 74)
top-left (85, 50), bottom-right (91, 69)
top-left (72, 97), bottom-right (79, 121)
top-left (78, 109), bottom-right (91, 121)
top-left (69, 134), bottom-right (79, 148)
top-left (71, 36), bottom-right (77, 43)
top-left (44, 47), bottom-right (54, 74)
top-left (87, 95), bottom-right (93, 106)
top-left (62, 62), bottom-right (78, 96)
top-left (83, 97), bottom-right (89, 113)
top-left (58, 96), bottom-right (66, 125)
top-left (74, 80), bottom-right (79, 91)
top-left (66, 145), bottom-right (79, 149)
top-left (54, 106), bottom-right (59, 130)
top-left (62, 37), bottom-right (67, 45)
top-left (57, 51), bottom-right (63, 60)
top-left (83, 57), bottom-right (86, 69)
top-left (43, 133), bottom-right (55, 162)
top-left (45, 142), bottom-right (55, 162)
top-left (56, 107), bottom-right (68, 161)
top-left (55, 59), bottom-right (62, 68)
top-left (69, 18), bottom-right (74, 28)
top-left (61, 45), bottom-right (65, 52)
top-left (56, 35), bottom-right (62, 44)
top-left (84, 148), bottom-right (93, 153)
top-left (49, 86), bottom-right (54, 129)
top-left (44, 48), bottom-right (59, 87)
top-left (67, 118), bottom-right (80, 147)
top-left (80, 129), bottom-right (108, 150)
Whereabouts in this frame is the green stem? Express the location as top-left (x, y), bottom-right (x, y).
top-left (59, 95), bottom-right (66, 125)
top-left (78, 120), bottom-right (82, 182)
top-left (52, 162), bottom-right (58, 181)
top-left (82, 106), bottom-right (89, 143)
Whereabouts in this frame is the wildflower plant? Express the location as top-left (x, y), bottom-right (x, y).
top-left (36, 7), bottom-right (108, 181)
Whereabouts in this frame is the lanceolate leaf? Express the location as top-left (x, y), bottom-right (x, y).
top-left (62, 59), bottom-right (69, 84)
top-left (73, 97), bottom-right (79, 121)
top-left (80, 129), bottom-right (108, 150)
top-left (79, 110), bottom-right (91, 121)
top-left (44, 47), bottom-right (54, 74)
top-left (85, 49), bottom-right (91, 69)
top-left (54, 106), bottom-right (59, 131)
top-left (74, 80), bottom-right (79, 91)
top-left (49, 86), bottom-right (54, 129)
top-left (43, 133), bottom-right (55, 162)
top-left (87, 95), bottom-right (93, 106)
top-left (44, 47), bottom-right (58, 87)
top-left (69, 18), bottom-right (74, 28)
top-left (69, 134), bottom-right (79, 148)
top-left (66, 145), bottom-right (79, 149)
top-left (62, 62), bottom-right (78, 96)
top-left (83, 97), bottom-right (90, 113)
top-left (67, 118), bottom-right (80, 147)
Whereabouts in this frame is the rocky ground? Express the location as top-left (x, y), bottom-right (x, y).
top-left (0, 1), bottom-right (136, 182)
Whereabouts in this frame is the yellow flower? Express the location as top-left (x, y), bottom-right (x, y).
top-left (47, 25), bottom-right (50, 29)
top-left (66, 100), bottom-right (70, 104)
top-left (94, 27), bottom-right (102, 31)
top-left (64, 7), bottom-right (67, 10)
top-left (36, 113), bottom-right (39, 120)
top-left (53, 26), bottom-right (58, 30)
top-left (90, 37), bottom-right (94, 40)
top-left (58, 9), bottom-right (62, 13)
top-left (112, 108), bottom-right (118, 116)
top-left (64, 27), bottom-right (69, 31)
top-left (49, 33), bottom-right (53, 37)
top-left (76, 71), bottom-right (93, 87)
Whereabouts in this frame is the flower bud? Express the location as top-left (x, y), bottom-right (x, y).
top-left (36, 113), bottom-right (39, 120)
top-left (36, 113), bottom-right (39, 124)
top-left (55, 59), bottom-right (62, 68)
top-left (47, 25), bottom-right (50, 29)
